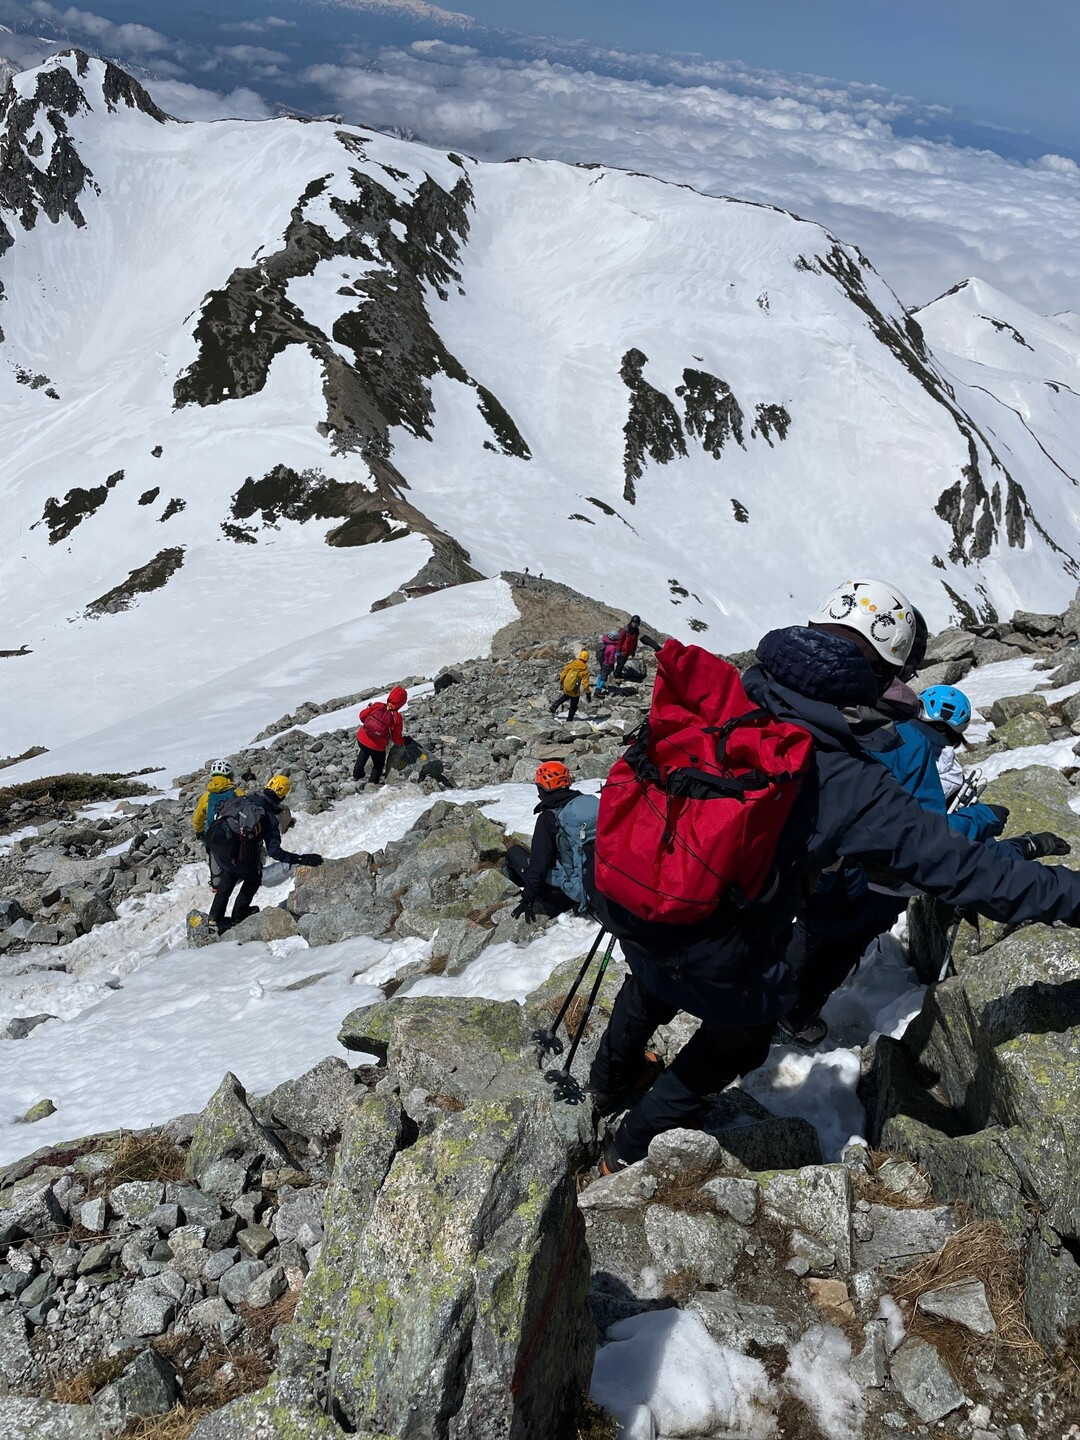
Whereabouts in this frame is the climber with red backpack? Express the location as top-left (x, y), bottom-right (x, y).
top-left (205, 791), bottom-right (322, 934)
top-left (588, 578), bottom-right (1080, 1173)
top-left (354, 686), bottom-right (408, 785)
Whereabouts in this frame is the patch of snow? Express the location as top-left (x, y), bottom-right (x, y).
top-left (784, 1326), bottom-right (863, 1440)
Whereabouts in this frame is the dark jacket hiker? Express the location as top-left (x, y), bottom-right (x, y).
top-left (590, 597), bottom-right (1080, 1169)
top-left (507, 762), bottom-right (598, 920)
top-left (205, 793), bottom-right (322, 931)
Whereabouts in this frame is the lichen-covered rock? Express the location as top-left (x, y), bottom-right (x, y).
top-left (993, 709), bottom-right (1052, 748)
top-left (184, 1072), bottom-right (292, 1186)
top-left (224, 907), bottom-right (298, 944)
top-left (94, 1349), bottom-right (177, 1433)
top-left (0, 1396), bottom-right (106, 1440)
top-left (255, 1056), bottom-right (361, 1143)
top-left (337, 995), bottom-right (534, 1105)
top-left (325, 1096), bottom-right (593, 1440)
top-left (189, 1377), bottom-right (349, 1440)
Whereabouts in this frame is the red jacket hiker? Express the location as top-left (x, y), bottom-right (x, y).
top-left (354, 686), bottom-right (407, 784)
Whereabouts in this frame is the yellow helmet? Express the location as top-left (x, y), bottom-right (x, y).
top-left (267, 774), bottom-right (292, 798)
top-left (578, 650), bottom-right (589, 662)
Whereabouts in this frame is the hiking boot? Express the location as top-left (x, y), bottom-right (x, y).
top-left (600, 1133), bottom-right (631, 1176)
top-left (587, 1051), bottom-right (664, 1117)
top-left (773, 1014), bottom-right (829, 1048)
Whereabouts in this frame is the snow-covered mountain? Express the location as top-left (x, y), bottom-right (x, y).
top-left (2, 51), bottom-right (1079, 770)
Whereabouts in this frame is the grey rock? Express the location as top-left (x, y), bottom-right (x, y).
top-left (109, 1181), bottom-right (163, 1226)
top-left (230, 1192), bottom-right (262, 1225)
top-left (76, 1242), bottom-right (112, 1275)
top-left (19, 1271), bottom-right (57, 1309)
top-left (758, 1164), bottom-right (853, 1272)
top-left (923, 628), bottom-right (975, 665)
top-left (987, 691), bottom-right (1048, 727)
top-left (0, 1310), bottom-right (33, 1383)
top-left (889, 1337), bottom-right (965, 1423)
top-left (237, 1223), bottom-right (276, 1259)
top-left (174, 1185), bottom-right (221, 1228)
top-left (972, 636), bottom-right (1023, 665)
top-left (155, 1267), bottom-right (187, 1301)
top-left (188, 1295), bottom-right (237, 1337)
top-left (78, 1195), bottom-right (107, 1232)
top-left (187, 1377), bottom-right (332, 1440)
top-left (853, 1204), bottom-right (958, 1271)
top-left (701, 1175), bottom-right (758, 1225)
top-left (849, 1319), bottom-right (888, 1387)
top-left (577, 1165), bottom-right (657, 1212)
top-left (23, 923), bottom-right (60, 945)
top-left (0, 1174), bottom-right (64, 1238)
top-left (144, 1203), bottom-right (180, 1233)
top-left (917, 1278), bottom-right (997, 1335)
top-left (245, 1264), bottom-right (287, 1308)
top-left (704, 1112), bottom-right (823, 1170)
top-left (167, 1223), bottom-right (206, 1254)
top-left (643, 1204), bottom-right (747, 1287)
top-left (0, 1396), bottom-right (107, 1440)
top-left (994, 709), bottom-right (1052, 748)
top-left (257, 1057), bottom-right (359, 1143)
top-left (223, 907), bottom-right (298, 944)
top-left (271, 1187), bottom-right (326, 1246)
top-left (317, 1096), bottom-right (594, 1440)
top-left (645, 1127), bottom-right (721, 1178)
top-left (218, 1258), bottom-right (267, 1307)
top-left (911, 659), bottom-right (968, 693)
top-left (297, 904), bottom-right (378, 947)
top-left (184, 1071), bottom-right (291, 1186)
top-left (191, 1157), bottom-right (249, 1204)
top-left (874, 1158), bottom-right (931, 1204)
top-left (687, 1291), bottom-right (794, 1349)
top-left (5, 1014), bottom-right (54, 1040)
top-left (119, 1280), bottom-right (175, 1337)
top-left (790, 1229), bottom-right (838, 1274)
top-left (95, 1348), bottom-right (177, 1433)
top-left (204, 1248), bottom-right (240, 1281)
top-left (1011, 609), bottom-right (1061, 637)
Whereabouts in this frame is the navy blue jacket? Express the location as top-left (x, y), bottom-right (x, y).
top-left (606, 626), bottom-right (1080, 1028)
top-left (216, 792), bottom-right (301, 880)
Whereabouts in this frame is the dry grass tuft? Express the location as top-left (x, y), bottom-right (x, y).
top-left (660, 1266), bottom-right (699, 1303)
top-left (425, 1092), bottom-right (465, 1113)
top-left (892, 1220), bottom-right (1039, 1365)
top-left (575, 1397), bottom-right (618, 1440)
top-left (854, 1150), bottom-right (937, 1211)
top-left (541, 991), bottom-right (596, 1045)
top-left (236, 1288), bottom-right (300, 1349)
top-left (120, 1405), bottom-right (212, 1440)
top-left (52, 1353), bottom-right (126, 1404)
top-left (97, 1132), bottom-right (185, 1192)
top-left (654, 1163), bottom-right (718, 1215)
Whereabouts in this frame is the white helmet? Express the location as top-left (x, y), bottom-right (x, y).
top-left (811, 579), bottom-right (918, 666)
top-left (209, 759), bottom-right (234, 777)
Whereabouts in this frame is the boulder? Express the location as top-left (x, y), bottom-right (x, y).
top-left (119, 1280), bottom-right (175, 1338)
top-left (189, 1378), bottom-right (343, 1440)
top-left (0, 1174), bottom-right (66, 1239)
top-left (987, 691), bottom-right (1048, 727)
top-left (256, 1057), bottom-right (361, 1144)
top-left (184, 1072), bottom-right (292, 1186)
top-left (287, 853), bottom-right (374, 917)
top-left (687, 1292), bottom-right (795, 1349)
top-left (298, 903), bottom-right (389, 946)
top-left (0, 1311), bottom-right (33, 1385)
top-left (225, 907), bottom-right (298, 944)
top-left (94, 1349), bottom-right (177, 1433)
top-left (922, 628), bottom-right (975, 666)
top-left (852, 1204), bottom-right (958, 1270)
top-left (889, 1337), bottom-right (965, 1423)
top-left (993, 710), bottom-right (1051, 748)
top-left (1010, 609), bottom-right (1061, 638)
top-left (1064, 585), bottom-right (1080, 640)
top-left (337, 996), bottom-right (534, 1106)
top-left (1041, 647), bottom-right (1080, 689)
top-left (917, 1278), bottom-right (996, 1335)
top-left (0, 1396), bottom-right (106, 1440)
top-left (972, 637), bottom-right (1023, 666)
top-left (756, 1165), bottom-right (853, 1273)
top-left (323, 1096), bottom-right (594, 1440)
top-left (911, 660), bottom-right (967, 694)
top-left (643, 1204), bottom-right (748, 1287)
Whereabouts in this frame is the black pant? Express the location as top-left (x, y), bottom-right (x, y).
top-left (209, 871), bottom-right (260, 927)
top-left (590, 970), bottom-right (773, 1165)
top-left (505, 844), bottom-right (573, 917)
top-left (785, 891), bottom-right (905, 1028)
top-left (551, 694), bottom-right (579, 721)
top-left (353, 744), bottom-right (386, 783)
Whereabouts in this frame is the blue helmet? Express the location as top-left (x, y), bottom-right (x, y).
top-left (919, 684), bottom-right (972, 733)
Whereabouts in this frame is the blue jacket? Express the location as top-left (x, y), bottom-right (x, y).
top-left (598, 626), bottom-right (1080, 1028)
top-left (873, 718), bottom-right (1003, 842)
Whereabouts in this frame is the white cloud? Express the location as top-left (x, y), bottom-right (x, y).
top-left (145, 77), bottom-right (273, 122)
top-left (28, 1), bottom-right (167, 53)
top-left (213, 44), bottom-right (288, 65)
top-left (301, 41), bottom-right (1080, 312)
top-left (219, 15), bottom-right (297, 33)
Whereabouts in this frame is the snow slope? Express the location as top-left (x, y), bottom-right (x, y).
top-left (3, 51), bottom-right (1080, 775)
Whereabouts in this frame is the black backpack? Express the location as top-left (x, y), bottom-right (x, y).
top-left (205, 795), bottom-right (264, 868)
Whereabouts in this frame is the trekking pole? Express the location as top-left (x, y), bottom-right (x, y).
top-left (546, 933), bottom-right (617, 1105)
top-left (531, 926), bottom-right (607, 1059)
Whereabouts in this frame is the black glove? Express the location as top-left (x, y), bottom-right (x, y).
top-left (1015, 832), bottom-right (1071, 860)
top-left (298, 852), bottom-right (324, 867)
top-left (512, 898), bottom-right (537, 922)
top-left (984, 804), bottom-right (1010, 836)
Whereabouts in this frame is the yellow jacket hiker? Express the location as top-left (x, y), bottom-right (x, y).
top-left (551, 652), bottom-right (592, 721)
top-left (192, 769), bottom-right (244, 837)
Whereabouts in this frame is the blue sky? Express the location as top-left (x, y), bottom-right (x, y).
top-left (458, 0), bottom-right (1080, 155)
top-left (1, 0), bottom-right (1078, 310)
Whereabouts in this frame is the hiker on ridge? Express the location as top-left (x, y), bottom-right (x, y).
top-left (192, 759), bottom-right (244, 891)
top-left (551, 651), bottom-right (592, 721)
top-left (588, 577), bottom-right (1080, 1174)
top-left (205, 789), bottom-right (323, 935)
top-left (506, 762), bottom-right (598, 921)
top-left (612, 616), bottom-right (641, 679)
top-left (354, 686), bottom-right (408, 785)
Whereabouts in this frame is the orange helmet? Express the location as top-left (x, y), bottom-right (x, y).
top-left (535, 761), bottom-right (572, 791)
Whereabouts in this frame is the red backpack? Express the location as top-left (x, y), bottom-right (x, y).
top-left (593, 639), bottom-right (814, 924)
top-left (358, 703), bottom-right (393, 748)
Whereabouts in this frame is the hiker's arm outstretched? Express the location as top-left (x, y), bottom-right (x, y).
top-left (824, 753), bottom-right (1080, 926)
